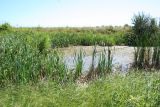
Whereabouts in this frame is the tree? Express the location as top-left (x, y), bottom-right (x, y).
top-left (132, 12), bottom-right (158, 46)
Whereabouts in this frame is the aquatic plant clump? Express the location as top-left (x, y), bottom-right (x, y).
top-left (0, 34), bottom-right (69, 86)
top-left (86, 46), bottom-right (113, 80)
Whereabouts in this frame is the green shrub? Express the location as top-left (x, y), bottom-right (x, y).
top-left (132, 12), bottom-right (159, 46)
top-left (37, 35), bottom-right (50, 53)
top-left (132, 13), bottom-right (160, 69)
top-left (0, 23), bottom-right (12, 31)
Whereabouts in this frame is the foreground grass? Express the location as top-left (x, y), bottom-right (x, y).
top-left (0, 71), bottom-right (160, 107)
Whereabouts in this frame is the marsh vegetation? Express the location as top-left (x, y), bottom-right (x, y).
top-left (0, 13), bottom-right (160, 106)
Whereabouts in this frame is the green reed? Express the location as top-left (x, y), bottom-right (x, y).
top-left (73, 49), bottom-right (85, 80)
top-left (96, 47), bottom-right (112, 77)
top-left (0, 34), bottom-right (68, 86)
top-left (87, 46), bottom-right (113, 80)
top-left (87, 46), bottom-right (97, 80)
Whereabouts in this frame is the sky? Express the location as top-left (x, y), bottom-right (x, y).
top-left (0, 0), bottom-right (160, 27)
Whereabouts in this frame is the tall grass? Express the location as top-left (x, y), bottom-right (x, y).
top-left (51, 32), bottom-right (124, 47)
top-left (1, 27), bottom-right (126, 48)
top-left (37, 35), bottom-right (50, 54)
top-left (0, 71), bottom-right (159, 107)
top-left (0, 34), bottom-right (69, 86)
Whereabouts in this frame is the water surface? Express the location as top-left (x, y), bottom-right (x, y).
top-left (59, 46), bottom-right (134, 72)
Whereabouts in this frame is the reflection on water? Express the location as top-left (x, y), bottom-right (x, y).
top-left (62, 46), bottom-right (134, 72)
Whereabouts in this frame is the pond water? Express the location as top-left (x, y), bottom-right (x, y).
top-left (59, 46), bottom-right (135, 73)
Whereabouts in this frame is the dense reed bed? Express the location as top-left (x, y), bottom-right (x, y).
top-left (0, 33), bottom-right (71, 86)
top-left (0, 32), bottom-right (114, 86)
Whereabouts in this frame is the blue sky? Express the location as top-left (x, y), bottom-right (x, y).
top-left (0, 0), bottom-right (160, 27)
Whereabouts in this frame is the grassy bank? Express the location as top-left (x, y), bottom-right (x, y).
top-left (0, 71), bottom-right (160, 107)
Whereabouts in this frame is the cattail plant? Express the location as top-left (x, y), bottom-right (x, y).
top-left (87, 46), bottom-right (97, 80)
top-left (73, 49), bottom-right (85, 80)
top-left (87, 46), bottom-right (113, 80)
